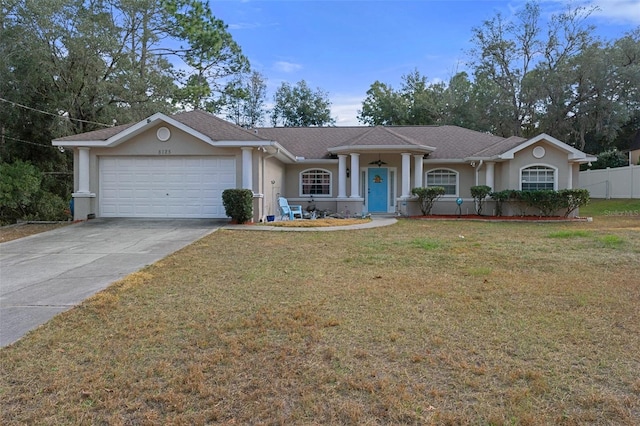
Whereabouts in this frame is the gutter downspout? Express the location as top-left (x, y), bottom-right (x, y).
top-left (474, 160), bottom-right (484, 214)
top-left (474, 160), bottom-right (484, 187)
top-left (261, 147), bottom-right (279, 222)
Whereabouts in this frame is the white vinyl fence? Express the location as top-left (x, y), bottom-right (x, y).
top-left (579, 165), bottom-right (640, 199)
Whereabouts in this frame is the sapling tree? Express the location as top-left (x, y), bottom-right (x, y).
top-left (470, 185), bottom-right (492, 215)
top-left (412, 187), bottom-right (446, 215)
top-left (559, 189), bottom-right (590, 217)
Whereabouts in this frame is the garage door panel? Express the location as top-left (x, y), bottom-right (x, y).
top-left (100, 156), bottom-right (235, 218)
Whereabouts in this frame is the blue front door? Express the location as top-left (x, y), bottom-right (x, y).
top-left (368, 168), bottom-right (388, 212)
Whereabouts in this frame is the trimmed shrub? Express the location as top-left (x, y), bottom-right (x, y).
top-left (222, 189), bottom-right (254, 224)
top-left (470, 185), bottom-right (492, 215)
top-left (520, 190), bottom-right (565, 217)
top-left (411, 186), bottom-right (445, 215)
top-left (489, 190), bottom-right (514, 216)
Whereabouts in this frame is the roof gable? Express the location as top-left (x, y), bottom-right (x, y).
top-left (499, 133), bottom-right (595, 162)
top-left (53, 110), bottom-right (266, 147)
top-left (329, 126), bottom-right (436, 153)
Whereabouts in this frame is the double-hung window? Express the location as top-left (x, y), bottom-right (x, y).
top-left (521, 166), bottom-right (555, 191)
top-left (426, 169), bottom-right (458, 196)
top-left (301, 169), bottom-right (331, 196)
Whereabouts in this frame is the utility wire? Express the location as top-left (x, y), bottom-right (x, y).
top-left (0, 97), bottom-right (113, 128)
top-left (1, 134), bottom-right (63, 150)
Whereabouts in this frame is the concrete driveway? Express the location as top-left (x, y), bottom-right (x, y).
top-left (0, 218), bottom-right (223, 347)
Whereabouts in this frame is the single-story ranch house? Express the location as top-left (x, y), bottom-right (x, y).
top-left (52, 110), bottom-right (597, 222)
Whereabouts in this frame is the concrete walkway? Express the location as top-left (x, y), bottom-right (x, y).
top-left (223, 215), bottom-right (398, 231)
top-left (0, 219), bottom-right (222, 347)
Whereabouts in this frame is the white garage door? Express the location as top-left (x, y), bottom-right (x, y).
top-left (99, 156), bottom-right (236, 218)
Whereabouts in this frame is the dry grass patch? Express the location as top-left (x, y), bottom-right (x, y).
top-left (1, 216), bottom-right (639, 424)
top-left (0, 222), bottom-right (70, 242)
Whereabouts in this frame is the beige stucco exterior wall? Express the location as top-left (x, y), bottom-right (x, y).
top-left (84, 124), bottom-right (242, 197)
top-left (423, 163), bottom-right (475, 198)
top-left (283, 163), bottom-right (338, 201)
top-left (260, 156), bottom-right (286, 219)
top-left (503, 142), bottom-right (572, 190)
top-left (72, 123), bottom-right (269, 220)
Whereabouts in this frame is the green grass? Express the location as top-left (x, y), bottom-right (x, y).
top-left (411, 237), bottom-right (442, 250)
top-left (547, 229), bottom-right (592, 238)
top-left (1, 216), bottom-right (639, 425)
top-left (599, 234), bottom-right (625, 248)
top-left (579, 198), bottom-right (640, 217)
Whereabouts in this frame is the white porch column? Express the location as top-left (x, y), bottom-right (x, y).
top-left (350, 153), bottom-right (360, 198)
top-left (241, 147), bottom-right (253, 190)
top-left (413, 154), bottom-right (424, 189)
top-left (338, 154), bottom-right (347, 198)
top-left (567, 163), bottom-right (573, 189)
top-left (401, 152), bottom-right (411, 198)
top-left (77, 147), bottom-right (91, 194)
top-left (485, 161), bottom-right (495, 191)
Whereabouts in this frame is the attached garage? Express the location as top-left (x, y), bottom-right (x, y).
top-left (99, 156), bottom-right (236, 218)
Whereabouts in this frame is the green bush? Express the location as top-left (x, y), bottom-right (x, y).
top-left (470, 185), bottom-right (492, 215)
top-left (489, 190), bottom-right (517, 216)
top-left (590, 149), bottom-right (628, 170)
top-left (0, 161), bottom-right (69, 224)
top-left (411, 186), bottom-right (445, 215)
top-left (34, 192), bottom-right (69, 221)
top-left (520, 190), bottom-right (565, 217)
top-left (0, 161), bottom-right (42, 224)
top-left (222, 189), bottom-right (254, 224)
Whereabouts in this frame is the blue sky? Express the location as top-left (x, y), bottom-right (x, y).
top-left (210, 0), bottom-right (640, 126)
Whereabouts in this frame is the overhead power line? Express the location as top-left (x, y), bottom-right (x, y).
top-left (1, 134), bottom-right (65, 151)
top-left (0, 97), bottom-right (113, 128)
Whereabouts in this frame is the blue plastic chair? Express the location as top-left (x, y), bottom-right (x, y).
top-left (278, 197), bottom-right (303, 220)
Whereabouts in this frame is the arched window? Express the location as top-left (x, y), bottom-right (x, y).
top-left (300, 169), bottom-right (331, 196)
top-left (521, 165), bottom-right (556, 191)
top-left (426, 169), bottom-right (458, 196)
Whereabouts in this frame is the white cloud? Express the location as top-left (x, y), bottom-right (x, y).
top-left (590, 0), bottom-right (640, 25)
top-left (331, 94), bottom-right (366, 127)
top-left (273, 61), bottom-right (303, 73)
top-left (228, 22), bottom-right (261, 30)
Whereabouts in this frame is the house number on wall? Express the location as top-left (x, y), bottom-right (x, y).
top-left (158, 149), bottom-right (171, 155)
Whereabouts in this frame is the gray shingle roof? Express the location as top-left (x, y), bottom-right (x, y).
top-left (54, 110), bottom-right (265, 142)
top-left (173, 110), bottom-right (266, 141)
top-left (54, 110), bottom-right (526, 160)
top-left (255, 127), bottom-right (366, 159)
top-left (470, 135), bottom-right (528, 158)
top-left (54, 122), bottom-right (135, 141)
top-left (260, 125), bottom-right (508, 159)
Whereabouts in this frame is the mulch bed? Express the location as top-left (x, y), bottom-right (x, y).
top-left (409, 214), bottom-right (591, 222)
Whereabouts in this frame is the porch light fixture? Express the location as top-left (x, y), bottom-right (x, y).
top-left (346, 167), bottom-right (350, 178)
top-left (369, 154), bottom-right (387, 167)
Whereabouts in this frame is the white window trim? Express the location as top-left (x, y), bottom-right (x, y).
top-left (519, 163), bottom-right (558, 191)
top-left (299, 168), bottom-right (332, 197)
top-left (425, 168), bottom-right (459, 197)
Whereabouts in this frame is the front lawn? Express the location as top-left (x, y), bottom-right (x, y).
top-left (1, 216), bottom-right (639, 424)
top-left (579, 198), bottom-right (640, 217)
